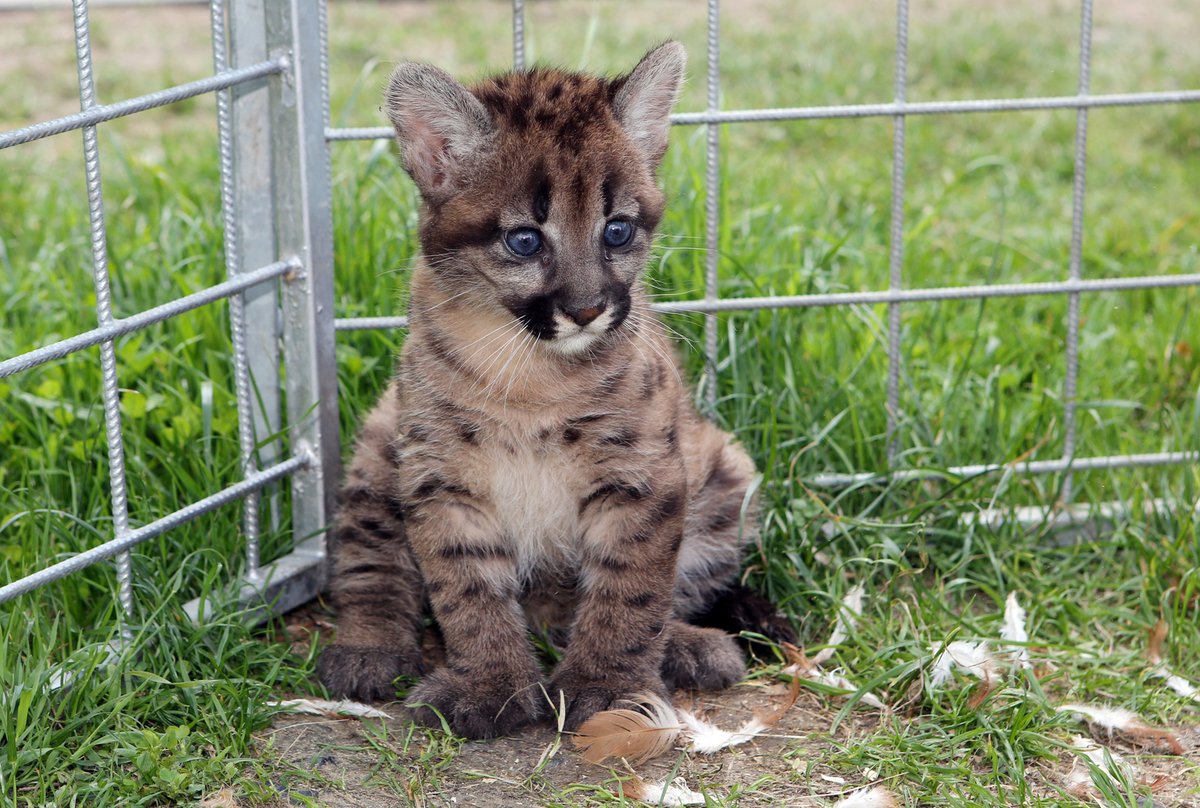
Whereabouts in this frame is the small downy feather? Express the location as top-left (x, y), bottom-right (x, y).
top-left (927, 641), bottom-right (997, 689)
top-left (679, 673), bottom-right (801, 755)
top-left (617, 776), bottom-right (706, 806)
top-left (1057, 703), bottom-right (1184, 754)
top-left (805, 668), bottom-right (887, 710)
top-left (836, 786), bottom-right (899, 807)
top-left (269, 698), bottom-right (391, 720)
top-left (572, 692), bottom-right (681, 765)
top-left (1147, 619), bottom-right (1200, 703)
top-left (999, 592), bottom-right (1031, 668)
top-left (1065, 735), bottom-right (1133, 798)
top-left (811, 584), bottom-right (865, 667)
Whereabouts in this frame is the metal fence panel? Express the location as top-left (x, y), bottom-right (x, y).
top-left (0, 0), bottom-right (1197, 631)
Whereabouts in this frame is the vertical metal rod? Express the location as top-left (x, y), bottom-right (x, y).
top-left (512, 0), bottom-right (526, 70)
top-left (703, 0), bottom-right (721, 414)
top-left (267, 0), bottom-right (341, 574)
top-left (211, 0), bottom-right (262, 577)
top-left (1062, 0), bottom-right (1094, 502)
top-left (318, 0), bottom-right (330, 126)
top-left (71, 0), bottom-right (133, 621)
top-left (885, 0), bottom-right (910, 465)
top-left (230, 0), bottom-right (283, 535)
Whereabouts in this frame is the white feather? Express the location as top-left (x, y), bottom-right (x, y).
top-left (1065, 735), bottom-right (1133, 796)
top-left (999, 592), bottom-right (1031, 668)
top-left (1056, 703), bottom-right (1143, 731)
top-left (836, 786), bottom-right (899, 807)
top-left (812, 584), bottom-right (865, 666)
top-left (625, 777), bottom-right (706, 806)
top-left (802, 668), bottom-right (886, 710)
top-left (1150, 666), bottom-right (1200, 702)
top-left (270, 698), bottom-right (391, 720)
top-left (928, 641), bottom-right (998, 689)
top-left (676, 709), bottom-right (771, 754)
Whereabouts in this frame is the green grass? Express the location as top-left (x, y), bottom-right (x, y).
top-left (1, 0), bottom-right (1198, 804)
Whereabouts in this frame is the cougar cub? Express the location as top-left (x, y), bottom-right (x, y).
top-left (317, 42), bottom-right (793, 739)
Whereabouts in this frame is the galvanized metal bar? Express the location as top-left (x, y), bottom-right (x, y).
top-left (512, 0), bottom-right (526, 70)
top-left (0, 60), bottom-right (285, 150)
top-left (0, 259), bottom-right (298, 379)
top-left (886, 0), bottom-right (909, 462)
top-left (71, 0), bottom-right (133, 620)
top-left (702, 0), bottom-right (720, 413)
top-left (808, 449), bottom-right (1200, 489)
top-left (230, 0), bottom-right (284, 533)
top-left (334, 314), bottom-right (409, 331)
top-left (1061, 0), bottom-right (1094, 502)
top-left (331, 271), bottom-right (1200, 331)
top-left (267, 0), bottom-right (340, 575)
top-left (212, 0), bottom-right (263, 576)
top-left (643, 272), bottom-right (1200, 312)
top-left (323, 89), bottom-right (1200, 143)
top-left (0, 454), bottom-right (310, 605)
top-left (959, 497), bottom-right (1199, 531)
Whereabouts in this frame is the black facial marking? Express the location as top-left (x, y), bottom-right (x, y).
top-left (533, 171), bottom-right (552, 224)
top-left (601, 177), bottom-right (615, 217)
top-left (562, 427), bottom-right (582, 444)
top-left (606, 288), bottom-right (633, 333)
top-left (511, 294), bottom-right (557, 340)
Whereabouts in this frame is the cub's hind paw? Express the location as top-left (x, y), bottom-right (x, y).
top-left (317, 644), bottom-right (424, 702)
top-left (406, 668), bottom-right (545, 739)
top-left (662, 622), bottom-right (747, 691)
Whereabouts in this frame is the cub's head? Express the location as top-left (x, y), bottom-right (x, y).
top-left (386, 42), bottom-right (685, 356)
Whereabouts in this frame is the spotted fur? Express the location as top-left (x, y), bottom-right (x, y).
top-left (317, 42), bottom-right (794, 739)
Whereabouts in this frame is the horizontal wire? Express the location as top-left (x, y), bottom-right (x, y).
top-left (0, 258), bottom-right (299, 379)
top-left (0, 59), bottom-right (286, 150)
top-left (808, 450), bottom-right (1199, 489)
top-left (0, 453), bottom-right (310, 605)
top-left (330, 272), bottom-right (1200, 333)
top-left (324, 87), bottom-right (1200, 142)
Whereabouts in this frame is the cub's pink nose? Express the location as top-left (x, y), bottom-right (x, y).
top-left (565, 302), bottom-right (606, 326)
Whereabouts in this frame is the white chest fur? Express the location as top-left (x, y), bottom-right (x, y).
top-left (485, 444), bottom-right (580, 579)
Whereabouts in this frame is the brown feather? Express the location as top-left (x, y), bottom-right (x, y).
top-left (571, 693), bottom-right (681, 765)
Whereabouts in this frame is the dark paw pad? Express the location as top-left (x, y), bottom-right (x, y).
top-left (406, 668), bottom-right (544, 739)
top-left (317, 644), bottom-right (423, 702)
top-left (662, 625), bottom-right (747, 691)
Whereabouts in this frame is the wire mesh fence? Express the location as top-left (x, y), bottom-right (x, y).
top-left (0, 0), bottom-right (1197, 626)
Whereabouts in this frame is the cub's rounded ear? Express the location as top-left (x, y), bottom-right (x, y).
top-left (612, 41), bottom-right (686, 169)
top-left (386, 63), bottom-right (495, 201)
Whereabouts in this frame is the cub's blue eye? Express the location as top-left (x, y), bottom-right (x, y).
top-left (603, 220), bottom-right (634, 248)
top-left (504, 228), bottom-right (543, 257)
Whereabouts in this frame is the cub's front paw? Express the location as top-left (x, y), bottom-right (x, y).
top-left (550, 667), bottom-right (667, 732)
top-left (405, 668), bottom-right (545, 739)
top-left (317, 644), bottom-right (424, 702)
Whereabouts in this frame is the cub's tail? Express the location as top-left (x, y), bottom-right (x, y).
top-left (692, 583), bottom-right (797, 648)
